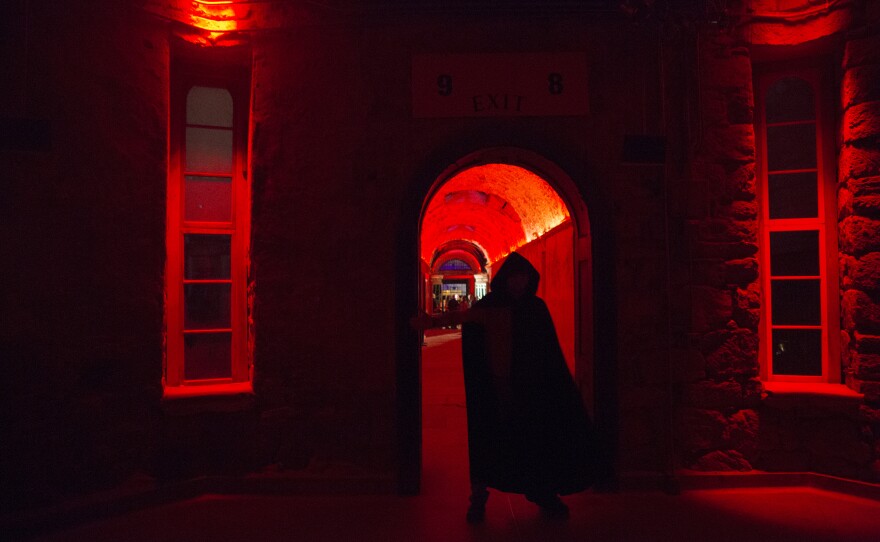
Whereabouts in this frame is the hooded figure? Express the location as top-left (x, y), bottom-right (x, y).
top-left (461, 252), bottom-right (598, 520)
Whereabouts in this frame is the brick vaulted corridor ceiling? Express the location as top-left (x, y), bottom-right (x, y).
top-left (420, 164), bottom-right (570, 266)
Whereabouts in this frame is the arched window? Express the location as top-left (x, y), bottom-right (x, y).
top-left (757, 71), bottom-right (839, 383)
top-left (439, 258), bottom-right (473, 272)
top-left (166, 63), bottom-right (251, 392)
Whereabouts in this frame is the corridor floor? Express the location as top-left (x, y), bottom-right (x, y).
top-left (34, 330), bottom-right (880, 541)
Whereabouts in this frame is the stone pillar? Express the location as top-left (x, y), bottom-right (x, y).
top-left (840, 34), bottom-right (880, 397)
top-left (839, 33), bottom-right (880, 479)
top-left (678, 32), bottom-right (762, 471)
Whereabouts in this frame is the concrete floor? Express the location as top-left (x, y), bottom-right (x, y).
top-left (32, 330), bottom-right (880, 541)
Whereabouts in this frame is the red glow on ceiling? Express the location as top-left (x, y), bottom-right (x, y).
top-left (189, 0), bottom-right (241, 33)
top-left (745, 0), bottom-right (852, 45)
top-left (141, 0), bottom-right (247, 45)
top-left (421, 164), bottom-right (569, 266)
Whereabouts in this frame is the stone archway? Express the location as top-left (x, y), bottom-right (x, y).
top-left (406, 147), bottom-right (597, 494)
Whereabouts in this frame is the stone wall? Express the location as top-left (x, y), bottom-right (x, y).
top-left (678, 24), bottom-right (880, 482)
top-left (492, 222), bottom-right (576, 373)
top-left (839, 33), bottom-right (880, 480)
top-left (678, 31), bottom-right (763, 472)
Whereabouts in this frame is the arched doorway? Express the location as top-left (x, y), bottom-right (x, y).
top-left (408, 147), bottom-right (595, 494)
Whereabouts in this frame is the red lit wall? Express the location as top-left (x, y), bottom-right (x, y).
top-left (742, 0), bottom-right (856, 45)
top-left (489, 221), bottom-right (575, 374)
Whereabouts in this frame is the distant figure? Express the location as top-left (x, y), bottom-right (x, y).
top-left (445, 295), bottom-right (460, 329)
top-left (461, 252), bottom-right (598, 522)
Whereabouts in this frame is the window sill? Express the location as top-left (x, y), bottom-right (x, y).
top-left (163, 381), bottom-right (253, 399)
top-left (162, 382), bottom-right (255, 415)
top-left (763, 381), bottom-right (863, 400)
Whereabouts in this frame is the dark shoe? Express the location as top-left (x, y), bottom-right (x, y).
top-left (466, 502), bottom-right (486, 524)
top-left (528, 494), bottom-right (569, 520)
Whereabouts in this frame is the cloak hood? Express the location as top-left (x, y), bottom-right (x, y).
top-left (489, 252), bottom-right (540, 298)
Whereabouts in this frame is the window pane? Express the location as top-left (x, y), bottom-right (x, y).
top-left (184, 283), bottom-right (231, 329)
top-left (185, 234), bottom-right (231, 279)
top-left (770, 231), bottom-right (819, 276)
top-left (772, 328), bottom-right (822, 376)
top-left (186, 127), bottom-right (233, 173)
top-left (768, 172), bottom-right (818, 218)
top-left (184, 332), bottom-right (232, 380)
top-left (187, 86), bottom-right (233, 127)
top-left (765, 77), bottom-right (815, 123)
top-left (185, 175), bottom-right (232, 222)
top-left (767, 124), bottom-right (817, 171)
top-left (771, 279), bottom-right (821, 325)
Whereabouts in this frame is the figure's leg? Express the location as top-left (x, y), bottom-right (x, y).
top-left (466, 482), bottom-right (489, 523)
top-left (525, 491), bottom-right (569, 520)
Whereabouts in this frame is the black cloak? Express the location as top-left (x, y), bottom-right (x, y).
top-left (461, 252), bottom-right (598, 495)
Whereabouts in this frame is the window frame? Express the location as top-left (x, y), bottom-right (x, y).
top-left (165, 58), bottom-right (251, 390)
top-left (755, 64), bottom-right (840, 384)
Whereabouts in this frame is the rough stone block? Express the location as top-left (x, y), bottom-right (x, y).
top-left (853, 352), bottom-right (880, 379)
top-left (727, 91), bottom-right (754, 125)
top-left (849, 175), bottom-right (880, 196)
top-left (692, 449), bottom-right (752, 471)
top-left (852, 193), bottom-right (880, 218)
top-left (691, 260), bottom-right (728, 288)
top-left (679, 408), bottom-right (729, 451)
top-left (839, 185), bottom-right (853, 220)
top-left (725, 258), bottom-right (759, 286)
top-left (850, 377), bottom-right (880, 403)
top-left (691, 286), bottom-right (733, 332)
top-left (843, 35), bottom-right (880, 70)
top-left (701, 49), bottom-right (753, 89)
top-left (840, 217), bottom-right (880, 257)
top-left (697, 161), bottom-right (757, 203)
top-left (678, 347), bottom-right (708, 382)
top-left (703, 125), bottom-right (755, 163)
top-left (840, 145), bottom-right (880, 181)
top-left (742, 378), bottom-right (763, 407)
top-left (691, 218), bottom-right (758, 244)
top-left (727, 200), bottom-right (758, 220)
top-left (848, 253), bottom-right (880, 293)
top-left (854, 332), bottom-right (880, 354)
top-left (859, 404), bottom-right (880, 425)
top-left (725, 409), bottom-right (759, 461)
top-left (843, 65), bottom-right (880, 110)
top-left (704, 328), bottom-right (760, 379)
top-left (843, 101), bottom-right (880, 144)
top-left (682, 379), bottom-right (742, 408)
top-left (842, 289), bottom-right (880, 333)
top-left (733, 285), bottom-right (761, 330)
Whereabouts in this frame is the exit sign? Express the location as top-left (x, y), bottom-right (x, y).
top-left (412, 53), bottom-right (589, 118)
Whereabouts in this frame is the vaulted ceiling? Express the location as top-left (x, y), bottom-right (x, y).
top-left (421, 163), bottom-right (570, 267)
